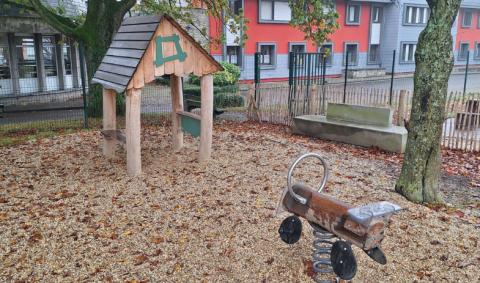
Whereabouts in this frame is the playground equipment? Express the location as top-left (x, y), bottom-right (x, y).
top-left (91, 14), bottom-right (223, 175)
top-left (277, 153), bottom-right (402, 282)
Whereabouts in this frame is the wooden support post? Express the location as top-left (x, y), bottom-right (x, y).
top-left (126, 88), bottom-right (142, 176)
top-left (397, 90), bottom-right (407, 127)
top-left (103, 88), bottom-right (116, 157)
top-left (309, 85), bottom-right (317, 115)
top-left (170, 75), bottom-right (184, 151)
top-left (198, 74), bottom-right (213, 162)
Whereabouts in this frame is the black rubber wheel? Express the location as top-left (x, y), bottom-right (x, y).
top-left (278, 215), bottom-right (302, 244)
top-left (330, 240), bottom-right (357, 280)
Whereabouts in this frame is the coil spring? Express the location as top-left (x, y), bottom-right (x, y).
top-left (310, 222), bottom-right (340, 283)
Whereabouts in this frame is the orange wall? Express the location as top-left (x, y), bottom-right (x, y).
top-left (209, 0), bottom-right (372, 54)
top-left (456, 8), bottom-right (480, 50)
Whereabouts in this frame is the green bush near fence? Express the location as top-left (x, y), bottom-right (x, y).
top-left (182, 84), bottom-right (240, 96)
top-left (188, 62), bottom-right (241, 86)
top-left (154, 76), bottom-right (171, 86)
top-left (214, 93), bottom-right (244, 108)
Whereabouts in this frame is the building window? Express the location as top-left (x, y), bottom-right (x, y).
top-left (344, 43), bottom-right (358, 65)
top-left (258, 42), bottom-right (277, 69)
top-left (458, 42), bottom-right (470, 60)
top-left (228, 0), bottom-right (242, 15)
top-left (478, 11), bottom-right (480, 28)
top-left (369, 44), bottom-right (379, 63)
top-left (403, 5), bottom-right (429, 25)
top-left (226, 46), bottom-right (242, 67)
top-left (288, 42), bottom-right (306, 67)
top-left (372, 6), bottom-right (383, 23)
top-left (15, 36), bottom-right (37, 79)
top-left (319, 43), bottom-right (333, 66)
top-left (401, 42), bottom-right (417, 63)
top-left (42, 37), bottom-right (57, 77)
top-left (462, 9), bottom-right (473, 28)
top-left (0, 33), bottom-right (11, 80)
top-left (259, 0), bottom-right (291, 23)
top-left (346, 3), bottom-right (361, 25)
top-left (475, 42), bottom-right (480, 59)
top-left (63, 38), bottom-right (72, 75)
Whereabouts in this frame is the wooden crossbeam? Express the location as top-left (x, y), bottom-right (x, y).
top-left (101, 130), bottom-right (126, 144)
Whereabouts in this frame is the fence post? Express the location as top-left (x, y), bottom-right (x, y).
top-left (463, 51), bottom-right (469, 96)
top-left (389, 50), bottom-right (396, 105)
top-left (79, 43), bottom-right (88, 129)
top-left (309, 84), bottom-right (317, 115)
top-left (397, 90), bottom-right (407, 126)
top-left (322, 55), bottom-right (327, 115)
top-left (344, 51), bottom-right (348, 103)
top-left (254, 52), bottom-right (260, 109)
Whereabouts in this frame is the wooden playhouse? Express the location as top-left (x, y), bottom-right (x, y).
top-left (91, 14), bottom-right (223, 176)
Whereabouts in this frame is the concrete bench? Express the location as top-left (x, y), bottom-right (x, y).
top-left (293, 103), bottom-right (408, 153)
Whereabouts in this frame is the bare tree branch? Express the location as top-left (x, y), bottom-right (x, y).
top-left (27, 0), bottom-right (79, 39)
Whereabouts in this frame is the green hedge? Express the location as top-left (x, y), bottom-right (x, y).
top-left (154, 76), bottom-right (170, 86)
top-left (183, 84), bottom-right (239, 96)
top-left (214, 93), bottom-right (244, 108)
top-left (188, 62), bottom-right (241, 86)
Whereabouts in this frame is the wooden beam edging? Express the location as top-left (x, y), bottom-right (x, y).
top-left (177, 110), bottom-right (201, 120)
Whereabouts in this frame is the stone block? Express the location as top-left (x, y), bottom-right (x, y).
top-left (326, 103), bottom-right (393, 127)
top-left (293, 115), bottom-right (408, 153)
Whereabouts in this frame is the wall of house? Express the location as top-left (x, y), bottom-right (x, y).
top-left (209, 0), bottom-right (480, 81)
top-left (454, 7), bottom-right (480, 66)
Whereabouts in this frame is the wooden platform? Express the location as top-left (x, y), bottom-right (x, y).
top-left (101, 130), bottom-right (126, 144)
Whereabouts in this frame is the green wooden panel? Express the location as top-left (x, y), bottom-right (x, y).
top-left (181, 115), bottom-right (200, 137)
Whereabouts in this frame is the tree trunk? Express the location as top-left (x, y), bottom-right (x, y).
top-left (80, 1), bottom-right (128, 118)
top-left (395, 0), bottom-right (461, 204)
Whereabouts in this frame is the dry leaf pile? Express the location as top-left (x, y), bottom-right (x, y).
top-left (0, 121), bottom-right (479, 282)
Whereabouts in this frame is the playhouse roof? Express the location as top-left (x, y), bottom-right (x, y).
top-left (91, 14), bottom-right (223, 93)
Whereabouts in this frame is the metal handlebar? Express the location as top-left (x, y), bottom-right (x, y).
top-left (287, 153), bottom-right (329, 204)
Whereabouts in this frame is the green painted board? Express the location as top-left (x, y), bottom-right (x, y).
top-left (181, 115), bottom-right (201, 137)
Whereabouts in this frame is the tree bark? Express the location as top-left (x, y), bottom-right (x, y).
top-left (395, 0), bottom-right (462, 204)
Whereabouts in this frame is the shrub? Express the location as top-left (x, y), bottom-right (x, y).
top-left (214, 93), bottom-right (244, 108)
top-left (220, 61), bottom-right (241, 82)
top-left (154, 76), bottom-right (170, 86)
top-left (187, 61), bottom-right (241, 86)
top-left (182, 84), bottom-right (239, 96)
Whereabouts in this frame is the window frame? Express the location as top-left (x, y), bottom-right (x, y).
top-left (368, 44), bottom-right (380, 64)
top-left (345, 3), bottom-right (361, 26)
top-left (0, 33), bottom-right (11, 80)
top-left (475, 42), bottom-right (480, 59)
top-left (400, 41), bottom-right (417, 64)
top-left (402, 4), bottom-right (430, 26)
top-left (258, 0), bottom-right (291, 24)
top-left (371, 6), bottom-right (383, 23)
top-left (318, 43), bottom-right (334, 67)
top-left (288, 42), bottom-right (307, 67)
top-left (478, 10), bottom-right (480, 28)
top-left (343, 42), bottom-right (359, 66)
top-left (225, 45), bottom-right (243, 68)
top-left (257, 42), bottom-right (277, 69)
top-left (461, 9), bottom-right (473, 28)
top-left (458, 42), bottom-right (470, 61)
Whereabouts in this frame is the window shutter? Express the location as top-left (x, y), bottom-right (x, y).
top-left (226, 20), bottom-right (239, 46)
top-left (370, 23), bottom-right (381, 45)
top-left (349, 5), bottom-right (355, 22)
top-left (274, 1), bottom-right (291, 21)
top-left (261, 1), bottom-right (273, 20)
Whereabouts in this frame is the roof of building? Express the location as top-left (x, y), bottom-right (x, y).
top-left (91, 14), bottom-right (223, 93)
